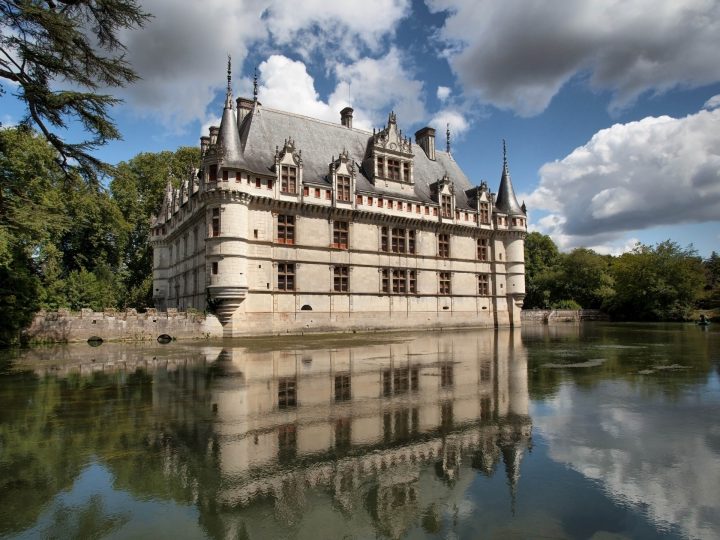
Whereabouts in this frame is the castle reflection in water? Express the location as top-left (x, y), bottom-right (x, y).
top-left (26, 329), bottom-right (531, 538)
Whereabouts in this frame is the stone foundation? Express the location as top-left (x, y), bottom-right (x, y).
top-left (24, 308), bottom-right (223, 343)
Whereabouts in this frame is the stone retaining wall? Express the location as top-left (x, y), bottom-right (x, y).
top-left (521, 309), bottom-right (609, 324)
top-left (24, 308), bottom-right (223, 343)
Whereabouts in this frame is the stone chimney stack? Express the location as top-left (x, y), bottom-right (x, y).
top-left (236, 97), bottom-right (254, 125)
top-left (209, 126), bottom-right (219, 146)
top-left (415, 127), bottom-right (436, 160)
top-left (200, 136), bottom-right (210, 155)
top-left (340, 107), bottom-right (354, 128)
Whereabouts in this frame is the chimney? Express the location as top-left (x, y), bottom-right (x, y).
top-left (200, 136), bottom-right (210, 155)
top-left (415, 127), bottom-right (436, 160)
top-left (236, 97), bottom-right (254, 125)
top-left (340, 106), bottom-right (354, 128)
top-left (209, 125), bottom-right (219, 146)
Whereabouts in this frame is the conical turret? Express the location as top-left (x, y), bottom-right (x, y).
top-left (216, 56), bottom-right (245, 169)
top-left (495, 140), bottom-right (524, 216)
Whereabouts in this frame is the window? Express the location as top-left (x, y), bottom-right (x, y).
top-left (384, 228), bottom-right (415, 254)
top-left (333, 221), bottom-right (349, 249)
top-left (408, 269), bottom-right (417, 294)
top-left (278, 423), bottom-right (297, 463)
top-left (326, 190), bottom-right (331, 200)
top-left (381, 268), bottom-right (415, 294)
top-left (403, 162), bottom-right (410, 182)
top-left (334, 265), bottom-right (349, 292)
top-left (356, 195), bottom-right (363, 205)
top-left (335, 373), bottom-right (351, 401)
top-left (268, 179), bottom-right (273, 190)
top-left (392, 269), bottom-right (406, 293)
top-left (335, 418), bottom-right (351, 452)
top-left (441, 363), bottom-right (454, 388)
top-left (438, 234), bottom-right (450, 258)
top-left (315, 188), bottom-right (321, 198)
top-left (277, 263), bottom-right (295, 291)
top-left (281, 165), bottom-right (297, 194)
top-left (387, 159), bottom-right (401, 180)
top-left (211, 208), bottom-right (220, 237)
top-left (477, 238), bottom-right (488, 261)
top-left (211, 262), bottom-right (218, 275)
top-left (303, 186), bottom-right (309, 196)
top-left (277, 215), bottom-right (295, 245)
top-left (208, 164), bottom-right (217, 182)
top-left (377, 157), bottom-right (385, 177)
top-left (278, 377), bottom-right (296, 408)
top-left (478, 274), bottom-right (490, 296)
top-left (391, 228), bottom-right (406, 253)
top-left (480, 203), bottom-right (490, 224)
top-left (337, 175), bottom-right (351, 202)
top-left (255, 177), bottom-right (261, 188)
top-left (222, 169), bottom-right (228, 181)
top-left (439, 272), bottom-right (451, 294)
top-left (441, 195), bottom-right (452, 218)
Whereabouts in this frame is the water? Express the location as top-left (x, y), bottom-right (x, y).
top-left (0, 323), bottom-right (718, 540)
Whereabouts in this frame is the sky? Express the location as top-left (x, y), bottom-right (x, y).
top-left (2, 0), bottom-right (720, 256)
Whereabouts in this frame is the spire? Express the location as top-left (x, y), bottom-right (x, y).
top-left (216, 59), bottom-right (245, 169)
top-left (495, 139), bottom-right (524, 216)
top-left (253, 67), bottom-right (258, 102)
top-left (446, 123), bottom-right (451, 154)
top-left (224, 55), bottom-right (234, 109)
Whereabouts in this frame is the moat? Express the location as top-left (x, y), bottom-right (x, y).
top-left (1, 323), bottom-right (718, 539)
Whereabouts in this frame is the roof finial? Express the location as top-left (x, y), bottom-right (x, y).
top-left (253, 67), bottom-right (258, 102)
top-left (446, 123), bottom-right (451, 154)
top-left (227, 54), bottom-right (232, 93)
top-left (503, 139), bottom-right (508, 170)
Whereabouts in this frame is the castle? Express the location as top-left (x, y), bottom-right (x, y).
top-left (150, 62), bottom-right (527, 337)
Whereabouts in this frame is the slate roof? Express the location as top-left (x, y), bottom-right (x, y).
top-left (237, 105), bottom-right (477, 210)
top-left (494, 144), bottom-right (524, 216)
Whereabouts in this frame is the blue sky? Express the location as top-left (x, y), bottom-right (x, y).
top-left (2, 0), bottom-right (719, 256)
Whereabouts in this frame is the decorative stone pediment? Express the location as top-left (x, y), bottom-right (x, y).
top-left (275, 137), bottom-right (303, 168)
top-left (330, 148), bottom-right (355, 178)
top-left (371, 111), bottom-right (413, 156)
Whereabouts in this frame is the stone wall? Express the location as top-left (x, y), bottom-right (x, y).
top-left (521, 309), bottom-right (609, 324)
top-left (24, 308), bottom-right (223, 343)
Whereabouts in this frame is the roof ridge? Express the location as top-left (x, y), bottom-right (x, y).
top-left (259, 106), bottom-right (373, 135)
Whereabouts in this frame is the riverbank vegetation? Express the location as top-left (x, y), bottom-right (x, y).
top-left (524, 232), bottom-right (716, 321)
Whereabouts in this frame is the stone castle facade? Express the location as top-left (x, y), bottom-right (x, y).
top-left (150, 64), bottom-right (527, 337)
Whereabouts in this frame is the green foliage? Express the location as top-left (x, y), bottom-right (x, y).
top-left (555, 248), bottom-right (614, 309)
top-left (110, 147), bottom-right (200, 308)
top-left (606, 241), bottom-right (706, 321)
top-left (524, 232), bottom-right (561, 308)
top-left (0, 0), bottom-right (149, 181)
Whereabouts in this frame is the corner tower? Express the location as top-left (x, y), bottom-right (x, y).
top-left (495, 141), bottom-right (526, 326)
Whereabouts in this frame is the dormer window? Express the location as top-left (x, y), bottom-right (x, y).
top-left (281, 165), bottom-right (297, 194)
top-left (377, 157), bottom-right (385, 177)
top-left (387, 159), bottom-right (401, 180)
top-left (209, 164), bottom-right (217, 182)
top-left (480, 202), bottom-right (490, 224)
top-left (337, 175), bottom-right (351, 202)
top-left (441, 195), bottom-right (452, 218)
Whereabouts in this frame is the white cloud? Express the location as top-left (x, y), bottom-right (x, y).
top-left (704, 94), bottom-right (720, 110)
top-left (116, 0), bottom-right (410, 128)
top-left (428, 109), bottom-right (469, 141)
top-left (527, 106), bottom-right (720, 249)
top-left (428, 0), bottom-right (720, 116)
top-left (436, 86), bottom-right (451, 102)
top-left (257, 51), bottom-right (426, 132)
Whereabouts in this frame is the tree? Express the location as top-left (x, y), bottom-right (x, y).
top-left (607, 241), bottom-right (706, 321)
top-left (0, 0), bottom-right (149, 181)
top-left (556, 248), bottom-right (614, 309)
top-left (110, 147), bottom-right (200, 307)
top-left (523, 232), bottom-right (561, 308)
